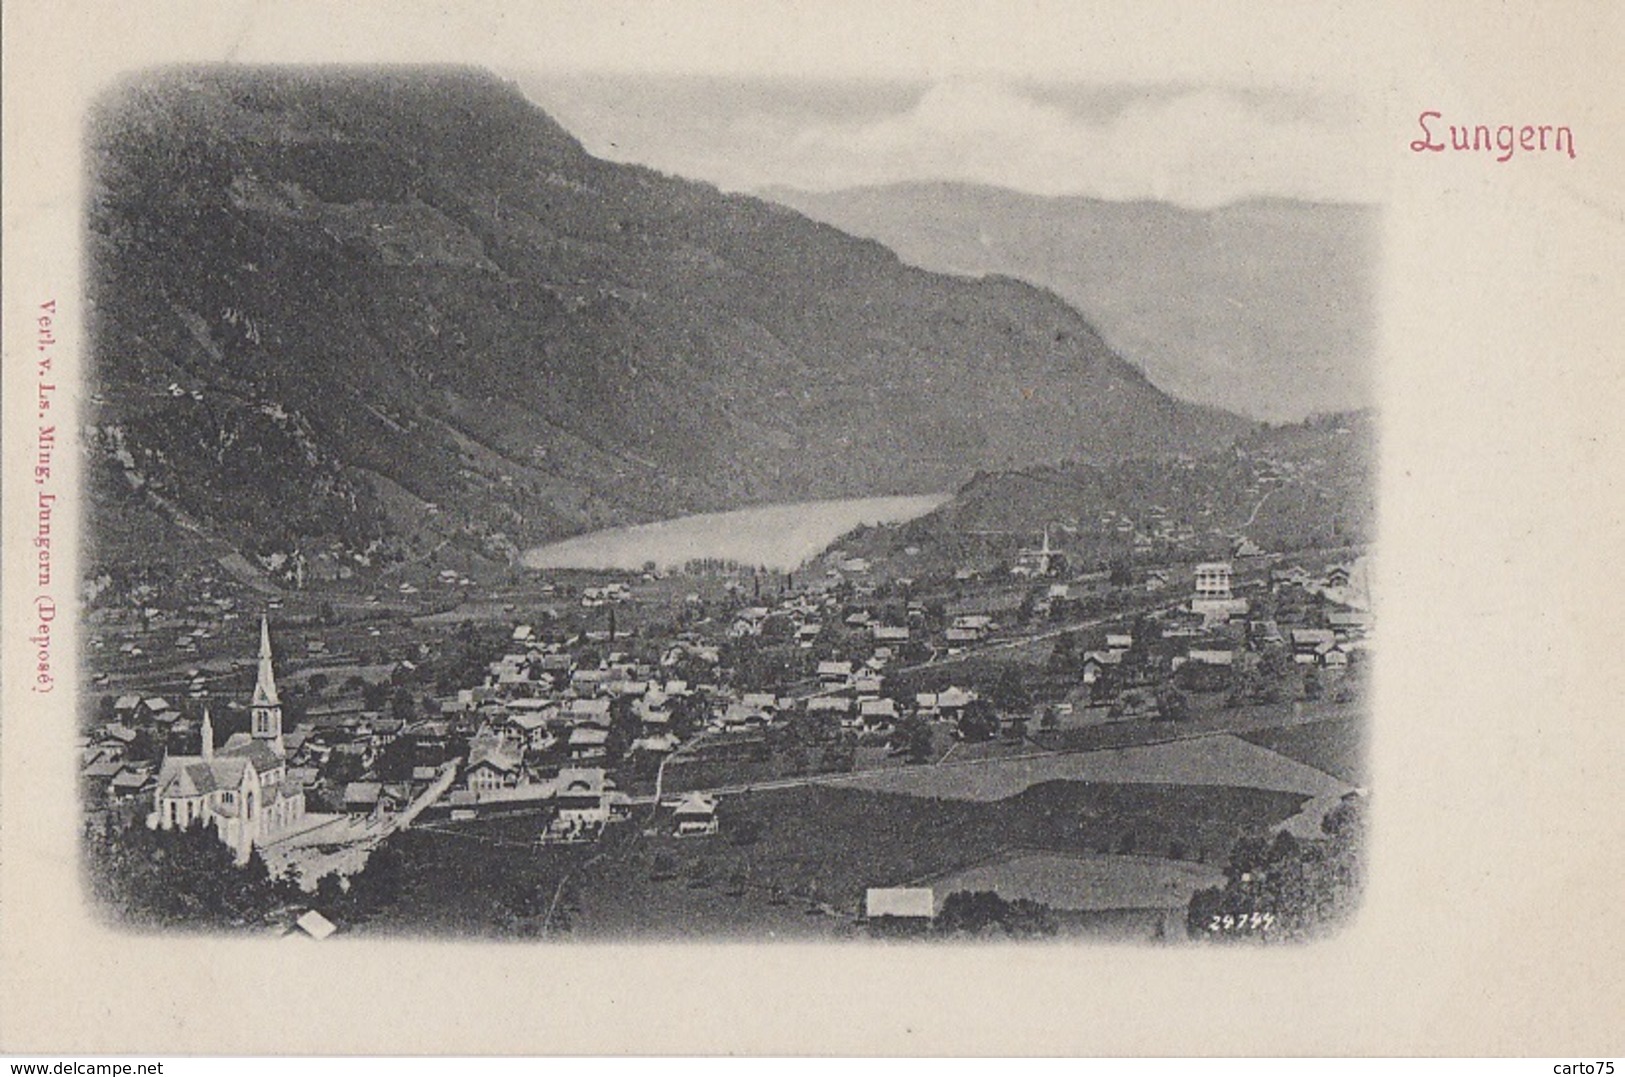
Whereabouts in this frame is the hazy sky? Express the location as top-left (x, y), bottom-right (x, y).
top-left (155, 1), bottom-right (1393, 208)
top-left (519, 73), bottom-right (1384, 208)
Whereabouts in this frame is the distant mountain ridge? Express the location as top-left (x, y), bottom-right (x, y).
top-left (86, 67), bottom-right (1246, 579)
top-left (760, 182), bottom-right (1379, 422)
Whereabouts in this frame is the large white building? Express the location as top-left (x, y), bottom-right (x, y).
top-left (1193, 562), bottom-right (1234, 600)
top-left (151, 616), bottom-right (306, 863)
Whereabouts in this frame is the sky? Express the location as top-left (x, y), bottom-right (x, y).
top-left (476, 0), bottom-right (1391, 208)
top-left (519, 73), bottom-right (1384, 209)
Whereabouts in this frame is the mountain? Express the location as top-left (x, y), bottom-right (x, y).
top-left (759, 183), bottom-right (1379, 422)
top-left (85, 67), bottom-right (1246, 583)
top-left (838, 411), bottom-right (1376, 574)
top-left (937, 410), bottom-right (1376, 558)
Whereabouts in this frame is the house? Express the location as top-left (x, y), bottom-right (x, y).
top-left (1327, 611), bottom-right (1373, 639)
top-left (566, 697), bottom-right (612, 726)
top-left (1186, 649), bottom-right (1235, 667)
top-left (1080, 650), bottom-right (1124, 684)
top-left (109, 765), bottom-right (155, 799)
top-left (817, 661), bottom-right (853, 686)
top-left (933, 687), bottom-right (976, 719)
top-left (858, 697), bottom-right (899, 729)
top-left (1291, 628), bottom-right (1337, 661)
top-left (637, 704), bottom-right (673, 734)
top-left (1233, 536), bottom-right (1267, 558)
top-left (293, 909), bottom-right (338, 940)
top-left (950, 614), bottom-right (994, 640)
top-left (1248, 619), bottom-right (1285, 645)
top-left (100, 723), bottom-right (139, 750)
top-left (631, 732), bottom-right (680, 755)
top-left (870, 625), bottom-right (910, 646)
top-left (672, 792), bottom-right (720, 837)
top-left (465, 736), bottom-right (524, 791)
top-left (1271, 565), bottom-right (1313, 588)
top-left (554, 768), bottom-right (611, 827)
top-left (504, 711), bottom-right (555, 752)
top-left (343, 781), bottom-right (382, 814)
top-left (1105, 633), bottom-right (1134, 652)
top-left (567, 725), bottom-right (610, 761)
top-left (865, 887), bottom-right (935, 923)
top-left (806, 696), bottom-right (852, 718)
top-left (717, 703), bottom-right (769, 734)
top-left (81, 758), bottom-right (124, 796)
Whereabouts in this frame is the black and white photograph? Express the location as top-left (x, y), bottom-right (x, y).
top-left (2, 0), bottom-right (1621, 1059)
top-left (76, 59), bottom-right (1376, 943)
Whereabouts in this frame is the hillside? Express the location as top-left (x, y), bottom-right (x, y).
top-left (86, 67), bottom-right (1246, 585)
top-left (761, 182), bottom-right (1378, 422)
top-left (850, 411), bottom-right (1376, 570)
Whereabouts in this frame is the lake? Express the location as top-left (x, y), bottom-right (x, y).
top-left (521, 493), bottom-right (951, 573)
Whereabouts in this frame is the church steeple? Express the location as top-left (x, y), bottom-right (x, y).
top-left (252, 615), bottom-right (279, 708)
top-left (200, 705), bottom-right (214, 760)
top-left (250, 614), bottom-right (283, 753)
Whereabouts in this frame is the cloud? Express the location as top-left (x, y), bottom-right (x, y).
top-left (775, 80), bottom-right (1381, 207)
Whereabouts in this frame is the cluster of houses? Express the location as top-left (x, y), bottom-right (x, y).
top-left (1069, 558), bottom-right (1372, 703)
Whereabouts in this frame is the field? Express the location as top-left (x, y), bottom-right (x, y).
top-left (1239, 717), bottom-right (1367, 785)
top-left (347, 779), bottom-right (1306, 940)
top-left (926, 850), bottom-right (1224, 912)
top-left (841, 733), bottom-right (1354, 802)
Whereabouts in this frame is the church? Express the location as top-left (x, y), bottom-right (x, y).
top-left (151, 615), bottom-right (306, 863)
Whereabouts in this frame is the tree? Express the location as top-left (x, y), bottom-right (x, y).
top-left (990, 664), bottom-right (1032, 712)
top-left (937, 890), bottom-right (1057, 937)
top-left (1156, 687), bottom-right (1191, 722)
top-left (1187, 794), bottom-right (1367, 942)
top-left (85, 817), bottom-right (285, 931)
top-left (894, 715), bottom-right (934, 764)
top-left (361, 680), bottom-right (389, 711)
top-left (604, 697), bottom-right (640, 765)
top-left (1047, 632), bottom-right (1079, 676)
top-left (389, 686), bottom-right (416, 723)
top-left (955, 699), bottom-right (1000, 743)
top-left (374, 735), bottom-right (419, 782)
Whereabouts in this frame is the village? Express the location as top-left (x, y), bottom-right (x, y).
top-left (79, 516), bottom-right (1371, 938)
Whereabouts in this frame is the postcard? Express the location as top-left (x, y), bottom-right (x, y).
top-left (2, 0), bottom-right (1621, 1057)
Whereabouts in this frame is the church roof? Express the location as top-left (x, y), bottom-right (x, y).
top-left (219, 738), bottom-right (282, 773)
top-left (156, 756), bottom-right (250, 798)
